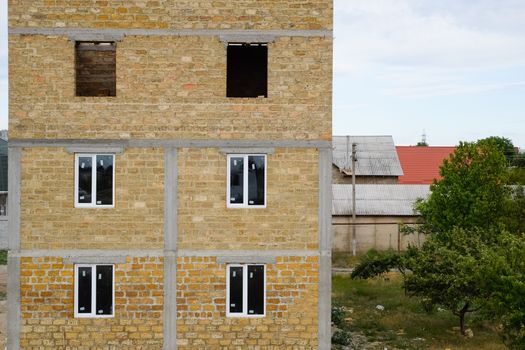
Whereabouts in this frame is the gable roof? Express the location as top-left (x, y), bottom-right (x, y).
top-left (396, 146), bottom-right (455, 184)
top-left (333, 136), bottom-right (403, 177)
top-left (332, 184), bottom-right (430, 216)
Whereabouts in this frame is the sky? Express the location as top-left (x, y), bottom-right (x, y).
top-left (0, 0), bottom-right (524, 147)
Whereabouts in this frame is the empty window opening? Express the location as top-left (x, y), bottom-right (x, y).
top-left (227, 264), bottom-right (265, 317)
top-left (74, 264), bottom-right (114, 318)
top-left (75, 42), bottom-right (116, 97)
top-left (226, 43), bottom-right (268, 98)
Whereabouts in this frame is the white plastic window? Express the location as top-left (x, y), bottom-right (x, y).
top-left (226, 264), bottom-right (266, 317)
top-left (227, 154), bottom-right (266, 208)
top-left (74, 264), bottom-right (114, 318)
top-left (75, 154), bottom-right (115, 208)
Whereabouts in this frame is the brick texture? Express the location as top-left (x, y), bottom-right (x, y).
top-left (9, 35), bottom-right (332, 140)
top-left (19, 256), bottom-right (164, 349)
top-left (8, 1), bottom-right (332, 30)
top-left (178, 148), bottom-right (319, 250)
top-left (176, 256), bottom-right (319, 349)
top-left (20, 147), bottom-right (164, 250)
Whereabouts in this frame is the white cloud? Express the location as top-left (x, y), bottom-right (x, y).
top-left (334, 0), bottom-right (525, 97)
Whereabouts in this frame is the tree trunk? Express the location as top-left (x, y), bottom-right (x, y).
top-left (459, 302), bottom-right (469, 335)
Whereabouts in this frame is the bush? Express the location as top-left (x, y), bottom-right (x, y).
top-left (332, 329), bottom-right (353, 346)
top-left (0, 250), bottom-right (7, 265)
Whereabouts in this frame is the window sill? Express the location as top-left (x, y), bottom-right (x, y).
top-left (74, 204), bottom-right (115, 209)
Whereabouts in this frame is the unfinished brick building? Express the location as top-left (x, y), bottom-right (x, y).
top-left (7, 1), bottom-right (333, 349)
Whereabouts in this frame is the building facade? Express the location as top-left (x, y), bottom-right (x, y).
top-left (8, 2), bottom-right (332, 349)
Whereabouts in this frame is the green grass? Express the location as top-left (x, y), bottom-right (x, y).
top-left (333, 273), bottom-right (506, 350)
top-left (332, 252), bottom-right (363, 268)
top-left (0, 250), bottom-right (6, 265)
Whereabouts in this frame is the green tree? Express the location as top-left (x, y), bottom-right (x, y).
top-left (405, 228), bottom-right (494, 335)
top-left (416, 139), bottom-right (509, 233)
top-left (480, 233), bottom-right (525, 349)
top-left (483, 136), bottom-right (516, 163)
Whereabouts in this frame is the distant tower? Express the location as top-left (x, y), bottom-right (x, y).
top-left (417, 129), bottom-right (428, 147)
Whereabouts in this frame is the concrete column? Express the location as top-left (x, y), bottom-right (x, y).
top-left (163, 147), bottom-right (178, 349)
top-left (318, 147), bottom-right (332, 349)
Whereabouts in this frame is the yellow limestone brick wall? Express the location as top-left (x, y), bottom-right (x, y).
top-left (20, 147), bottom-right (164, 250)
top-left (19, 256), bottom-right (164, 349)
top-left (178, 147), bottom-right (319, 250)
top-left (8, 35), bottom-right (332, 140)
top-left (8, 0), bottom-right (332, 30)
top-left (176, 256), bottom-right (319, 349)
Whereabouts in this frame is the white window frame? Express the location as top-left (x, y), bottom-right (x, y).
top-left (74, 264), bottom-right (115, 318)
top-left (74, 154), bottom-right (115, 208)
top-left (226, 154), bottom-right (267, 208)
top-left (226, 264), bottom-right (266, 318)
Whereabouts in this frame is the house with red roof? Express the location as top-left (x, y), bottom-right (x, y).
top-left (396, 146), bottom-right (456, 184)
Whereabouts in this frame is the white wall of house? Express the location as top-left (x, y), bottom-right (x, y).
top-left (332, 215), bottom-right (425, 253)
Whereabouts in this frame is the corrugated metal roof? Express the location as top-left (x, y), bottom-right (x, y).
top-left (332, 184), bottom-right (431, 216)
top-left (333, 136), bottom-right (403, 176)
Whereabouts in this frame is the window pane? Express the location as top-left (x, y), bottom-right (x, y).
top-left (229, 266), bottom-right (243, 313)
top-left (247, 265), bottom-right (264, 315)
top-left (229, 157), bottom-right (244, 204)
top-left (77, 267), bottom-right (92, 314)
top-left (96, 155), bottom-right (113, 205)
top-left (248, 156), bottom-right (265, 206)
top-left (78, 157), bottom-right (92, 204)
top-left (96, 265), bottom-right (113, 315)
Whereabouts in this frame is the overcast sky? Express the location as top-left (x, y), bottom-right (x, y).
top-left (1, 0), bottom-right (524, 147)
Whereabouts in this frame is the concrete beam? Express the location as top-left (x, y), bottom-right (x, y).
top-left (177, 249), bottom-right (319, 257)
top-left (216, 255), bottom-right (276, 264)
top-left (9, 27), bottom-right (333, 39)
top-left (10, 249), bottom-right (164, 258)
top-left (63, 256), bottom-right (127, 264)
top-left (218, 147), bottom-right (275, 155)
top-left (65, 146), bottom-right (124, 154)
top-left (9, 138), bottom-right (332, 150)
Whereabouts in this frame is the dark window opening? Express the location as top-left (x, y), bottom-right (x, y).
top-left (75, 42), bottom-right (116, 97)
top-left (227, 43), bottom-right (267, 98)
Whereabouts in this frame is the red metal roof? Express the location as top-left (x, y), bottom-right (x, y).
top-left (396, 146), bottom-right (456, 184)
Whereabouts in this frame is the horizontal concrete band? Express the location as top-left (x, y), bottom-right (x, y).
top-left (9, 27), bottom-right (333, 40)
top-left (9, 139), bottom-right (332, 150)
top-left (10, 249), bottom-right (321, 258)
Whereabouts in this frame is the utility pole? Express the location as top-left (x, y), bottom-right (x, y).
top-left (351, 143), bottom-right (357, 256)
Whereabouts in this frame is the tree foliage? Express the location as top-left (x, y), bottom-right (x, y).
top-left (405, 228), bottom-right (494, 335)
top-left (353, 137), bottom-right (525, 341)
top-left (416, 139), bottom-right (509, 233)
